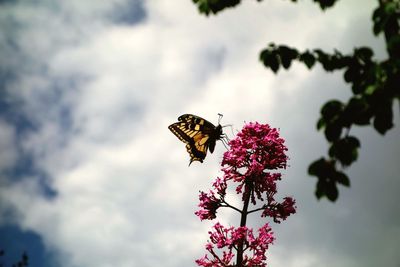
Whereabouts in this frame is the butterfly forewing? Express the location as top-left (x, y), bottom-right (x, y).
top-left (178, 114), bottom-right (216, 132)
top-left (168, 122), bottom-right (200, 143)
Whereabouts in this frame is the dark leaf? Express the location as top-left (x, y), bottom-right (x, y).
top-left (373, 100), bottom-right (394, 134)
top-left (335, 171), bottom-right (350, 187)
top-left (193, 0), bottom-right (241, 15)
top-left (344, 60), bottom-right (362, 84)
top-left (344, 67), bottom-right (355, 83)
top-left (313, 0), bottom-right (339, 10)
top-left (372, 7), bottom-right (385, 35)
top-left (346, 136), bottom-right (361, 148)
top-left (388, 35), bottom-right (400, 57)
top-left (343, 97), bottom-right (372, 126)
top-left (269, 53), bottom-right (281, 73)
top-left (330, 53), bottom-right (348, 70)
top-left (315, 179), bottom-right (327, 199)
top-left (321, 100), bottom-right (343, 121)
top-left (354, 47), bottom-right (374, 61)
top-left (316, 179), bottom-right (339, 201)
top-left (260, 49), bottom-right (279, 73)
top-left (329, 137), bottom-right (360, 166)
top-left (325, 181), bottom-right (339, 201)
top-left (315, 49), bottom-right (333, 71)
top-left (325, 120), bottom-right (342, 142)
top-left (386, 72), bottom-right (400, 97)
top-left (299, 51), bottom-right (316, 69)
top-left (336, 51), bottom-right (353, 68)
top-left (308, 158), bottom-right (329, 176)
top-left (278, 45), bottom-right (298, 69)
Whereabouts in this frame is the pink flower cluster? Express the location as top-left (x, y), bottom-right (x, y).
top-left (195, 223), bottom-right (274, 267)
top-left (195, 122), bottom-right (296, 266)
top-left (195, 190), bottom-right (221, 220)
top-left (196, 122), bottom-right (296, 223)
top-left (195, 177), bottom-right (227, 220)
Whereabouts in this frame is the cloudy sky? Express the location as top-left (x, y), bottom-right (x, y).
top-left (0, 0), bottom-right (399, 266)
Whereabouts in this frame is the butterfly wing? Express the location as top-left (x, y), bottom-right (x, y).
top-left (169, 114), bottom-right (221, 165)
top-left (186, 131), bottom-right (211, 164)
top-left (178, 114), bottom-right (216, 128)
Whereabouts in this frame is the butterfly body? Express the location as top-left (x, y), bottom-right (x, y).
top-left (169, 114), bottom-right (223, 165)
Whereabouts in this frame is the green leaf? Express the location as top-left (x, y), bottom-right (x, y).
top-left (365, 85), bottom-right (377, 95)
top-left (317, 117), bottom-right (326, 130)
top-left (384, 2), bottom-right (397, 15)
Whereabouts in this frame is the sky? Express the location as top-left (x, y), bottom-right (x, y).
top-left (0, 0), bottom-right (399, 267)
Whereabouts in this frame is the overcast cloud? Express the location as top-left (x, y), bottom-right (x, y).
top-left (0, 0), bottom-right (399, 267)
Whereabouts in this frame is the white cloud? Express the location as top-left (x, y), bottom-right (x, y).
top-left (0, 120), bottom-right (17, 173)
top-left (1, 0), bottom-right (398, 267)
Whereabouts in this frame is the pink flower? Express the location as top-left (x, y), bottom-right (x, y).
top-left (196, 222), bottom-right (275, 267)
top-left (195, 190), bottom-right (222, 220)
top-left (262, 196), bottom-right (297, 223)
top-left (212, 177), bottom-right (227, 196)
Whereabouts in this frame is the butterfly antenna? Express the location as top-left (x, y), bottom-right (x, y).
top-left (218, 113), bottom-right (223, 125)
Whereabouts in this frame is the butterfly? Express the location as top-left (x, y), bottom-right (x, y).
top-left (169, 114), bottom-right (224, 165)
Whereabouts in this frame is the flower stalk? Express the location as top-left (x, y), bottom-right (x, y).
top-left (236, 181), bottom-right (252, 266)
top-left (195, 122), bottom-right (296, 267)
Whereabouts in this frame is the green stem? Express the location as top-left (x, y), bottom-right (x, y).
top-left (236, 182), bottom-right (252, 266)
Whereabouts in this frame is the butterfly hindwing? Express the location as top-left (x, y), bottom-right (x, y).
top-left (185, 133), bottom-right (210, 164)
top-left (169, 114), bottom-right (223, 165)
